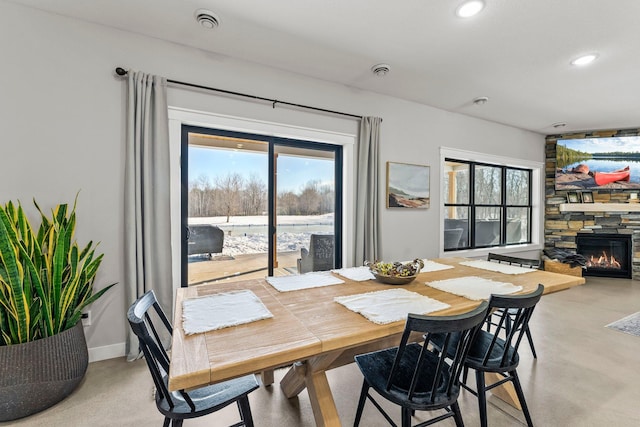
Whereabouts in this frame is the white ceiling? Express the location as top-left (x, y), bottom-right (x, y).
top-left (11, 0), bottom-right (640, 134)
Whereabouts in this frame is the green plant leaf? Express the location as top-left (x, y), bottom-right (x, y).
top-left (19, 242), bottom-right (53, 337)
top-left (0, 206), bottom-right (29, 344)
top-left (0, 195), bottom-right (117, 345)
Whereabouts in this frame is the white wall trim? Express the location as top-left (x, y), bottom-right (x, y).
top-left (440, 146), bottom-right (543, 170)
top-left (439, 146), bottom-right (544, 258)
top-left (169, 107), bottom-right (355, 145)
top-left (88, 342), bottom-right (126, 363)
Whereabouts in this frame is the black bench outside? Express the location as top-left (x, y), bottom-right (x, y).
top-left (187, 224), bottom-right (224, 258)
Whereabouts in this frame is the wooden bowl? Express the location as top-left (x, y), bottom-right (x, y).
top-left (371, 272), bottom-right (418, 285)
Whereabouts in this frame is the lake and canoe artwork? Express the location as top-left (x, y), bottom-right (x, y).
top-left (555, 136), bottom-right (640, 190)
top-left (386, 162), bottom-right (430, 208)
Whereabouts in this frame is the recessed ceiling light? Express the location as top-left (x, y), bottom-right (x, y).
top-left (195, 9), bottom-right (220, 29)
top-left (371, 63), bottom-right (391, 77)
top-left (552, 122), bottom-right (567, 129)
top-left (571, 54), bottom-right (598, 66)
top-left (473, 96), bottom-right (489, 106)
top-left (456, 1), bottom-right (485, 18)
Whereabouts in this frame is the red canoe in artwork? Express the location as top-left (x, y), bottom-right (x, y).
top-left (592, 166), bottom-right (631, 186)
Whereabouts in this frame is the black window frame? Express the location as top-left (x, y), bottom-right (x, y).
top-left (444, 158), bottom-right (533, 251)
top-left (181, 125), bottom-right (343, 286)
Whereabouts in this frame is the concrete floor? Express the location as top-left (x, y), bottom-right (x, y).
top-left (4, 276), bottom-right (640, 426)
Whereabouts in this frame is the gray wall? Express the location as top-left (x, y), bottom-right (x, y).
top-left (0, 2), bottom-right (544, 358)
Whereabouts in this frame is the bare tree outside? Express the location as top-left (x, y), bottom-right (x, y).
top-left (298, 180), bottom-right (322, 215)
top-left (278, 191), bottom-right (299, 215)
top-left (318, 183), bottom-right (334, 214)
top-left (474, 165), bottom-right (502, 212)
top-left (189, 175), bottom-right (334, 218)
top-left (506, 169), bottom-right (529, 205)
top-left (189, 174), bottom-right (214, 217)
top-left (243, 173), bottom-right (267, 215)
top-left (216, 173), bottom-right (244, 222)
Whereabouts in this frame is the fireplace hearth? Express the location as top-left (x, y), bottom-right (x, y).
top-left (576, 233), bottom-right (633, 279)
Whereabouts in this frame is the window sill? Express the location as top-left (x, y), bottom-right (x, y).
top-left (440, 242), bottom-right (542, 259)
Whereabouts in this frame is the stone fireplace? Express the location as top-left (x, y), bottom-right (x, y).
top-left (576, 233), bottom-right (632, 278)
top-left (545, 129), bottom-right (640, 280)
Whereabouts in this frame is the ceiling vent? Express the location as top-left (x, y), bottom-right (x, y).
top-left (195, 9), bottom-right (220, 29)
top-left (371, 64), bottom-right (391, 77)
top-left (473, 96), bottom-right (489, 106)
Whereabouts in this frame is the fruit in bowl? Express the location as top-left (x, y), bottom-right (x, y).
top-left (365, 259), bottom-right (425, 285)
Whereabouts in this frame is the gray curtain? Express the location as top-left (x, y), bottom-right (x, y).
top-left (354, 116), bottom-right (382, 265)
top-left (124, 71), bottom-right (173, 360)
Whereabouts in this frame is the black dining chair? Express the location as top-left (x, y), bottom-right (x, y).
top-left (486, 253), bottom-right (540, 358)
top-left (433, 284), bottom-right (544, 427)
top-left (487, 253), bottom-right (541, 270)
top-left (127, 290), bottom-right (259, 427)
top-left (352, 301), bottom-right (489, 427)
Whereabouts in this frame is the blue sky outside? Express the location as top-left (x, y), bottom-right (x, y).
top-left (189, 146), bottom-right (334, 193)
top-left (559, 136), bottom-right (640, 154)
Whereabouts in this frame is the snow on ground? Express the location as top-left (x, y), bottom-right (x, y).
top-left (189, 213), bottom-right (334, 226)
top-left (189, 214), bottom-right (334, 256)
top-left (220, 232), bottom-right (313, 256)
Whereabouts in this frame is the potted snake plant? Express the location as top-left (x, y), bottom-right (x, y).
top-left (0, 195), bottom-right (116, 421)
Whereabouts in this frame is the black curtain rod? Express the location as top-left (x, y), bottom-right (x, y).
top-left (115, 67), bottom-right (362, 120)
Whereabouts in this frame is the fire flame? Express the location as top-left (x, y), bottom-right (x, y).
top-left (586, 251), bottom-right (621, 269)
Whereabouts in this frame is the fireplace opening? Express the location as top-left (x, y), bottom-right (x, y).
top-left (576, 233), bottom-right (632, 279)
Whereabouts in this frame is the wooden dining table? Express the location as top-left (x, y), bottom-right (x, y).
top-left (169, 257), bottom-right (585, 427)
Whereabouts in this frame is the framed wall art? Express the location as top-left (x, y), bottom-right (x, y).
top-left (581, 191), bottom-right (594, 203)
top-left (567, 191), bottom-right (580, 203)
top-left (386, 162), bottom-right (430, 208)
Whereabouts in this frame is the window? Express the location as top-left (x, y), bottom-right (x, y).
top-left (182, 125), bottom-right (343, 284)
top-left (168, 108), bottom-right (356, 296)
top-left (444, 159), bottom-right (532, 251)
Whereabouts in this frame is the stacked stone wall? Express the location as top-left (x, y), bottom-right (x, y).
top-left (545, 129), bottom-right (640, 278)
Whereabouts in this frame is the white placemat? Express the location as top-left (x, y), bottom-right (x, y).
top-left (182, 290), bottom-right (273, 334)
top-left (425, 276), bottom-right (523, 300)
top-left (459, 259), bottom-right (536, 275)
top-left (399, 259), bottom-right (454, 272)
top-left (266, 271), bottom-right (345, 292)
top-left (331, 266), bottom-right (375, 281)
top-left (420, 259), bottom-right (455, 273)
top-left (334, 288), bottom-right (450, 324)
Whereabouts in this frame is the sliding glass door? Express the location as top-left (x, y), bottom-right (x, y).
top-left (272, 142), bottom-right (341, 275)
top-left (181, 126), bottom-right (342, 286)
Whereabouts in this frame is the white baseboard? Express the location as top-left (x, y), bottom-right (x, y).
top-left (88, 342), bottom-right (126, 363)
